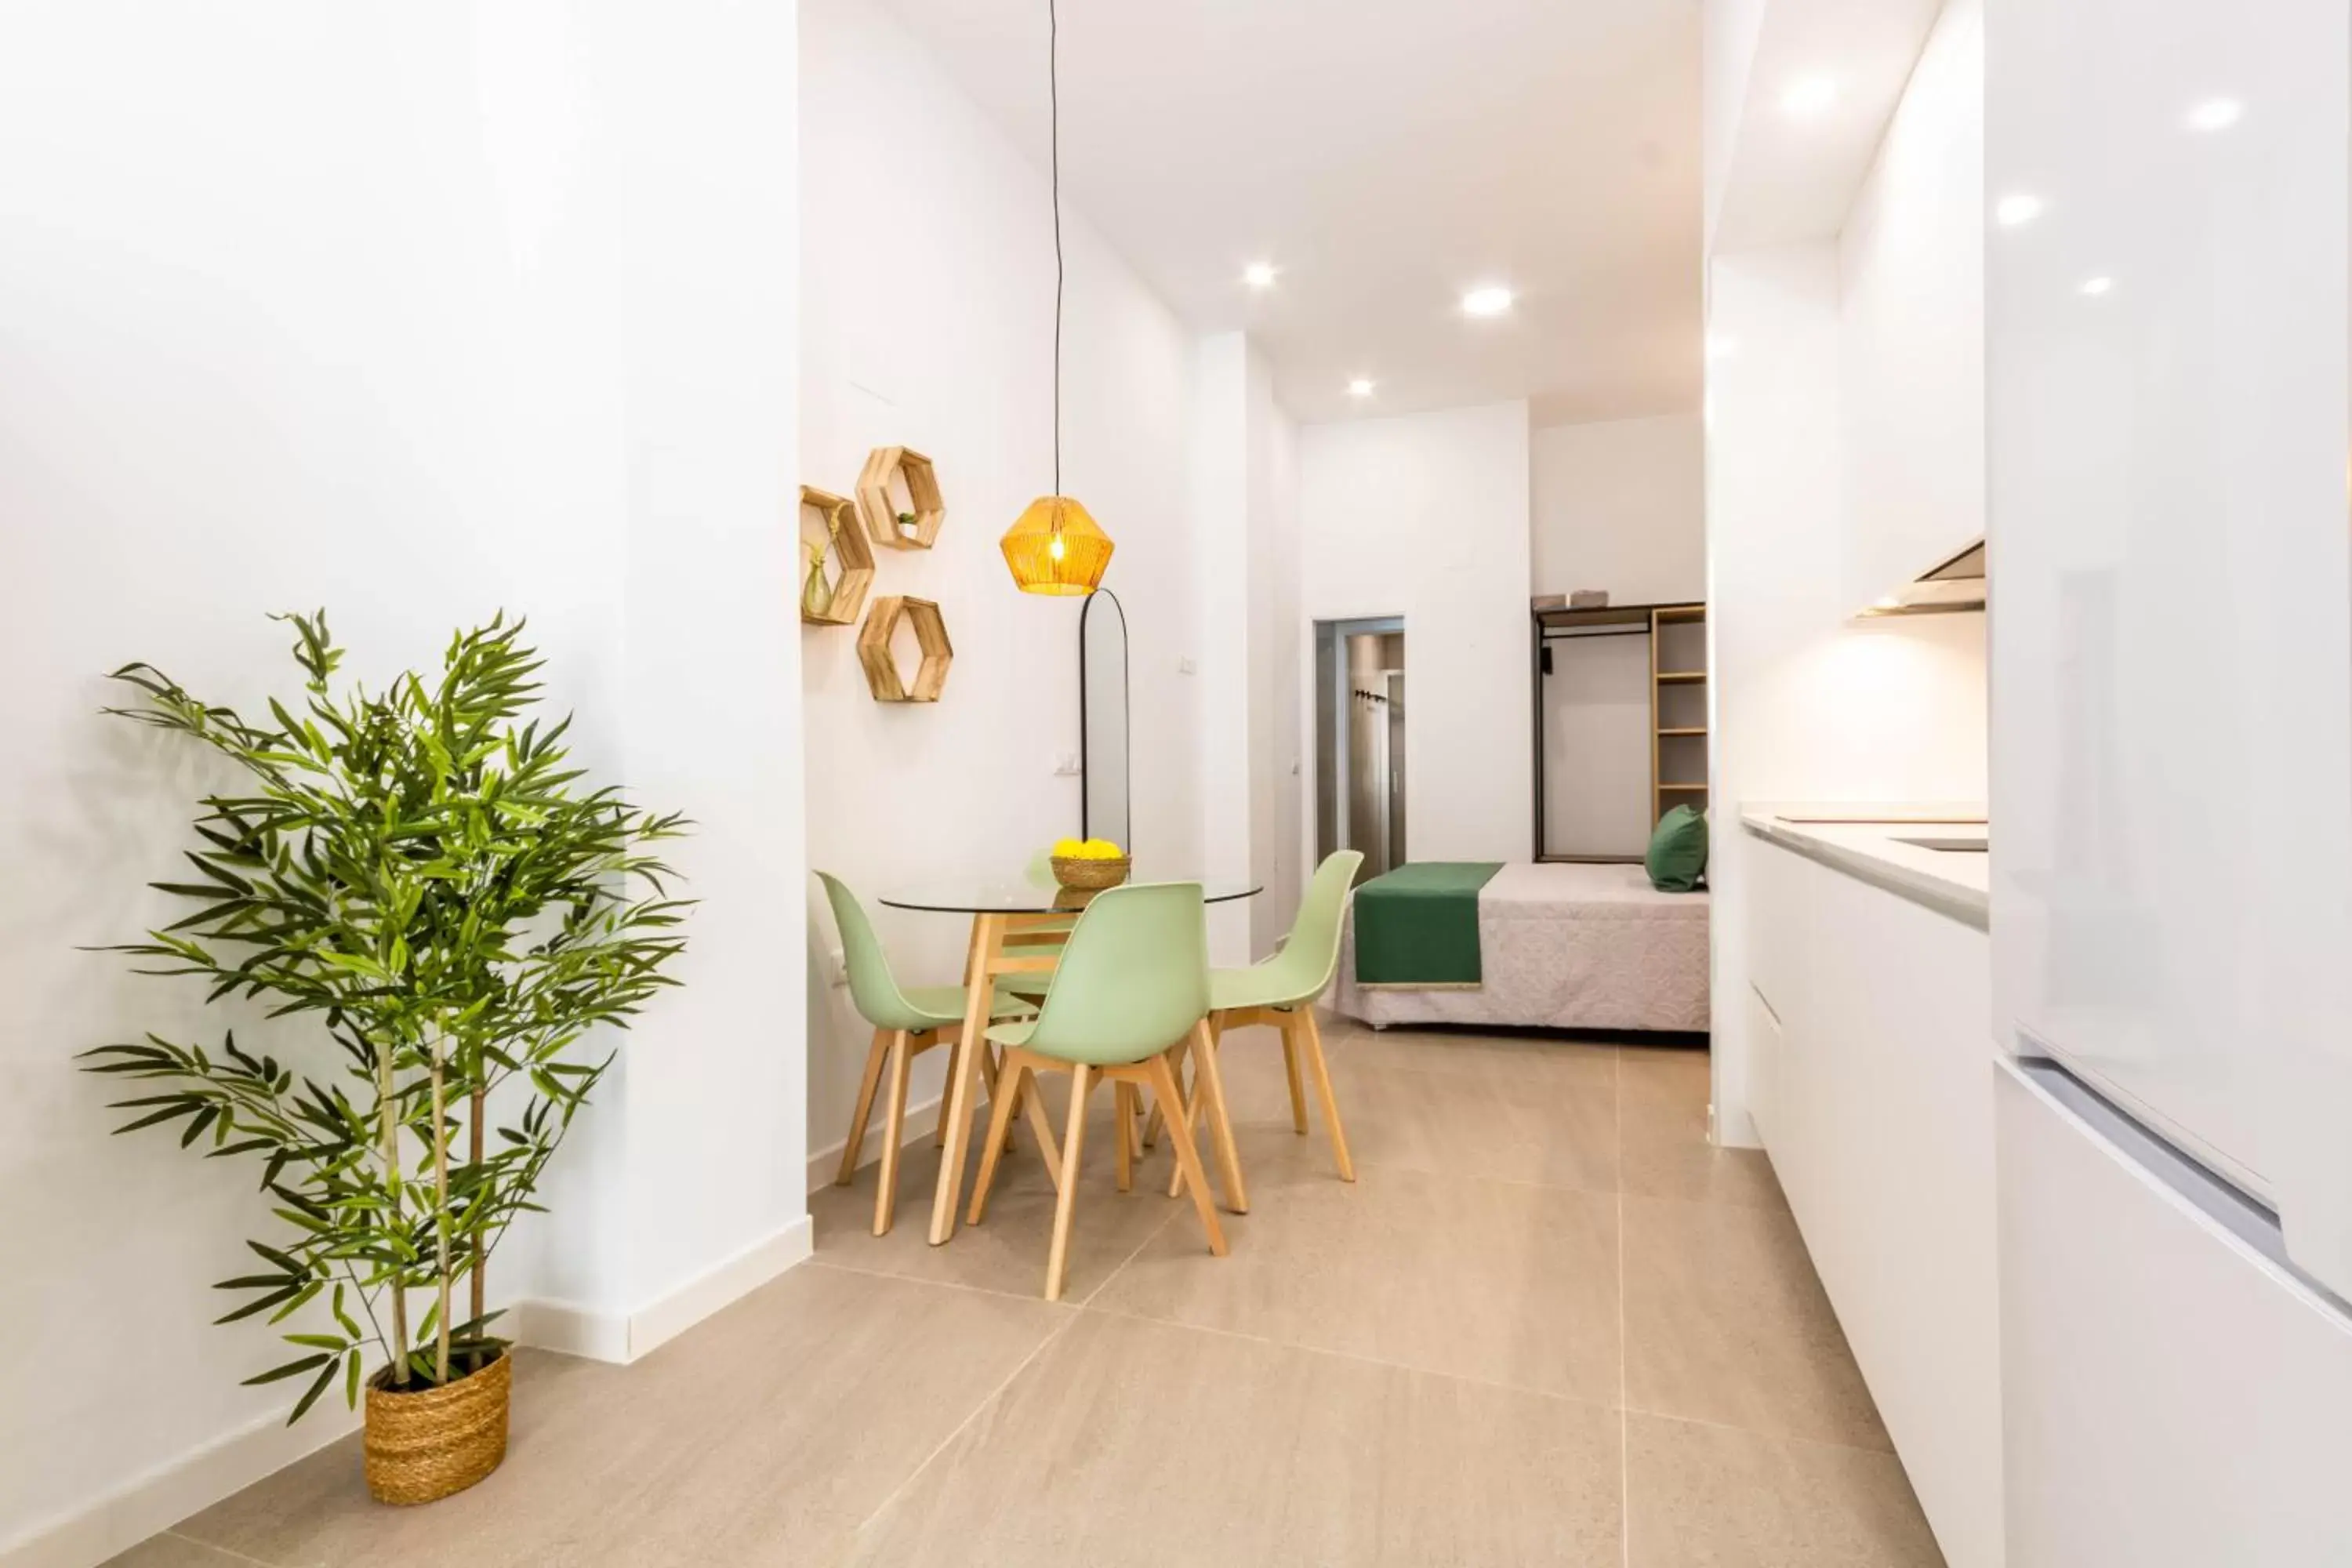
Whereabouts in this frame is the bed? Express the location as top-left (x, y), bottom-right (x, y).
top-left (1330, 862), bottom-right (1709, 1033)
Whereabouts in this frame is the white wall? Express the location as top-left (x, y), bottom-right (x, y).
top-left (0, 3), bottom-right (804, 1562)
top-left (1246, 351), bottom-right (1305, 955)
top-left (1838, 0), bottom-right (1984, 611)
top-left (1705, 243), bottom-right (1987, 1145)
top-left (798, 0), bottom-right (1199, 1176)
top-left (1705, 0), bottom-right (1988, 1147)
top-left (1298, 402), bottom-right (1534, 866)
top-left (1194, 332), bottom-right (1304, 963)
top-left (1530, 413), bottom-right (1707, 604)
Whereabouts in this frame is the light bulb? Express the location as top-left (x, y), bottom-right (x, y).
top-left (1461, 285), bottom-right (1515, 318)
top-left (1049, 533), bottom-right (1065, 561)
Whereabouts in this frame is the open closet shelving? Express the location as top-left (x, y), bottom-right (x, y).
top-left (1531, 600), bottom-right (1709, 862)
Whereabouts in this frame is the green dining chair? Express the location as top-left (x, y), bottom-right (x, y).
top-left (964, 880), bottom-right (1241, 1301)
top-left (817, 871), bottom-right (1039, 1237)
top-left (1154, 851), bottom-right (1363, 1187)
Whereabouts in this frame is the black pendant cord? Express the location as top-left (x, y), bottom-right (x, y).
top-left (1050, 0), bottom-right (1062, 499)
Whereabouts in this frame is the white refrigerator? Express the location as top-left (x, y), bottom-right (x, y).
top-left (1990, 0), bottom-right (2352, 1559)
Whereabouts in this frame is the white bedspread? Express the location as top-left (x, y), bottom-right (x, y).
top-left (1331, 862), bottom-right (1709, 1033)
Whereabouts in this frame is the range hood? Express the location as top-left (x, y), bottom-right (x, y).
top-left (1859, 539), bottom-right (1986, 617)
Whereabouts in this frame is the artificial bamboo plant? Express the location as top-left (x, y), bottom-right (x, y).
top-left (82, 612), bottom-right (688, 1421)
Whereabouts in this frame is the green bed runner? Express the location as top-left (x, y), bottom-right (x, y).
top-left (1352, 862), bottom-right (1504, 986)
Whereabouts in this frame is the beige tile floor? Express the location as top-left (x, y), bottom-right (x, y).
top-left (115, 1015), bottom-right (1944, 1568)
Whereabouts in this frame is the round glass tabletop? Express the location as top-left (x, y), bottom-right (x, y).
top-left (878, 876), bottom-right (1262, 915)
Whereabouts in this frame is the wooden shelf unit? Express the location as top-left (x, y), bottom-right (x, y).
top-left (857, 595), bottom-right (954, 702)
top-left (797, 485), bottom-right (876, 626)
top-left (1646, 604), bottom-right (1709, 824)
top-left (1531, 598), bottom-right (1710, 855)
top-left (855, 446), bottom-right (946, 551)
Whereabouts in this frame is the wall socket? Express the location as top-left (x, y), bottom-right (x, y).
top-left (1053, 752), bottom-right (1082, 776)
top-left (1177, 655), bottom-right (1197, 675)
top-left (828, 947), bottom-right (848, 987)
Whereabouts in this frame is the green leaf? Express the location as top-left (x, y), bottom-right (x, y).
top-left (287, 1355), bottom-right (342, 1424)
top-left (241, 1352), bottom-right (332, 1386)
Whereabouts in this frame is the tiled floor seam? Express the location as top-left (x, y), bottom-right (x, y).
top-left (162, 1528), bottom-right (292, 1567)
top-left (846, 1307), bottom-right (1080, 1541)
top-left (802, 1252), bottom-right (1080, 1309)
top-left (1075, 1297), bottom-right (1628, 1422)
top-left (1617, 1401), bottom-right (1901, 1458)
top-left (1073, 1204), bottom-right (1183, 1308)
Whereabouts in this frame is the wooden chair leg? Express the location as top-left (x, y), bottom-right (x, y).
top-left (1045, 1064), bottom-right (1093, 1301)
top-left (1298, 1005), bottom-right (1355, 1182)
top-left (873, 1031), bottom-right (913, 1236)
top-left (967, 1049), bottom-right (1029, 1227)
top-left (1113, 1080), bottom-right (1135, 1193)
top-left (1018, 1074), bottom-right (1065, 1190)
top-left (932, 1049), bottom-right (953, 1147)
top-left (1185, 1018), bottom-right (1249, 1214)
top-left (1142, 1033), bottom-right (1186, 1150)
top-left (838, 1026), bottom-right (891, 1185)
top-left (1149, 1052), bottom-right (1227, 1258)
top-left (1279, 1013), bottom-right (1310, 1135)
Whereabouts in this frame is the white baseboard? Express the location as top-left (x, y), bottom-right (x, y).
top-left (5, 1216), bottom-right (814, 1568)
top-left (508, 1214), bottom-right (815, 1366)
top-left (805, 1091), bottom-right (946, 1196)
top-left (1, 1400), bottom-right (360, 1568)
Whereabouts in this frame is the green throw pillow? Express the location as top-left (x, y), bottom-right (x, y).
top-left (1646, 804), bottom-right (1708, 892)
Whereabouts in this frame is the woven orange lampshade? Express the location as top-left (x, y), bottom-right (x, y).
top-left (1000, 494), bottom-right (1113, 596)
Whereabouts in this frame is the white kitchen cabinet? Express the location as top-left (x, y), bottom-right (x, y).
top-left (1744, 830), bottom-right (2002, 1568)
top-left (1986, 0), bottom-right (2352, 1291)
top-left (1838, 0), bottom-right (1986, 615)
top-left (1997, 1060), bottom-right (2352, 1566)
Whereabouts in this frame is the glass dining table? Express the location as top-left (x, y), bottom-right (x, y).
top-left (878, 875), bottom-right (1261, 1246)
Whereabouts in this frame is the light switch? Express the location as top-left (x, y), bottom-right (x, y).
top-left (1053, 753), bottom-right (1082, 776)
top-left (1178, 655), bottom-right (1197, 675)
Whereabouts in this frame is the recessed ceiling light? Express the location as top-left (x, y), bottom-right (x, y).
top-left (1780, 76), bottom-right (1838, 117)
top-left (1461, 285), bottom-right (1515, 318)
top-left (1348, 377), bottom-right (1376, 397)
top-left (1243, 261), bottom-right (1278, 289)
top-left (1994, 193), bottom-right (2045, 227)
top-left (2185, 98), bottom-right (2243, 132)
top-left (2078, 275), bottom-right (2114, 297)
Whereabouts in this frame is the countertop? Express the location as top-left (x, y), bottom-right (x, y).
top-left (1740, 805), bottom-right (1989, 930)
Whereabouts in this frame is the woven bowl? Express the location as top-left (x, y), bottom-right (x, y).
top-left (365, 1348), bottom-right (510, 1506)
top-left (1051, 854), bottom-right (1131, 891)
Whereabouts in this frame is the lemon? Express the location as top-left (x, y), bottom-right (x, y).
top-left (1082, 839), bottom-right (1123, 859)
top-left (1051, 837), bottom-right (1084, 858)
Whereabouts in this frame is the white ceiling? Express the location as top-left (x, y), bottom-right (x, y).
top-left (879, 0), bottom-right (1704, 426)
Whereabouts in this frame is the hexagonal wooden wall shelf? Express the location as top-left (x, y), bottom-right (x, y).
top-left (855, 445), bottom-right (946, 550)
top-left (857, 595), bottom-right (953, 702)
top-left (797, 485), bottom-right (875, 626)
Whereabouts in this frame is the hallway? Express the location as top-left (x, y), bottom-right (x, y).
top-left (116, 1019), bottom-right (1939, 1566)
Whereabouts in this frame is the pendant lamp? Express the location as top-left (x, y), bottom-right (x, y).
top-left (1000, 0), bottom-right (1113, 595)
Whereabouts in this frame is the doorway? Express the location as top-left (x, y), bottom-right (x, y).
top-left (1313, 618), bottom-right (1405, 881)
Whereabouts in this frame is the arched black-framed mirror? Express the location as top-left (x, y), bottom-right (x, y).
top-left (1079, 589), bottom-right (1131, 851)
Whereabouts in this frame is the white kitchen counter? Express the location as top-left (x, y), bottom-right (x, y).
top-left (1739, 805), bottom-right (1987, 930)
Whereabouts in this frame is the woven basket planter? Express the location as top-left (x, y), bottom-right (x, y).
top-left (1051, 855), bottom-right (1131, 893)
top-left (365, 1348), bottom-right (510, 1506)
